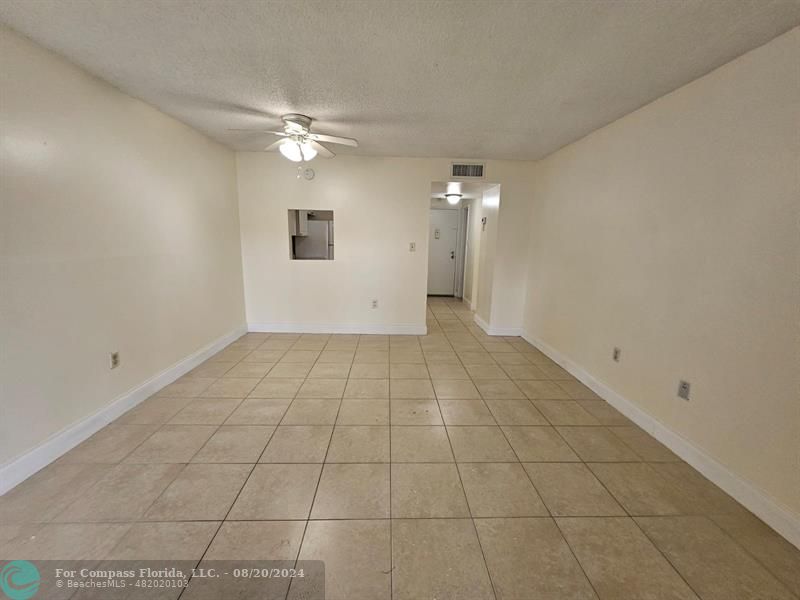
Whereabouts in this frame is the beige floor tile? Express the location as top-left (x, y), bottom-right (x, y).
top-left (533, 400), bottom-right (601, 426)
top-left (353, 350), bottom-right (390, 364)
top-left (390, 350), bottom-right (425, 364)
top-left (188, 361), bottom-right (236, 378)
top-left (225, 398), bottom-right (291, 424)
top-left (144, 463), bottom-right (251, 520)
top-left (422, 350), bottom-right (461, 364)
top-left (557, 517), bottom-right (699, 599)
top-left (391, 463), bottom-right (469, 518)
top-left (311, 463), bottom-right (390, 519)
top-left (108, 521), bottom-right (219, 559)
top-left (336, 399), bottom-right (389, 425)
top-left (296, 378), bottom-right (346, 399)
top-left (438, 399), bottom-right (496, 425)
top-left (517, 379), bottom-right (572, 399)
top-left (558, 380), bottom-right (601, 400)
top-left (59, 423), bottom-right (158, 463)
top-left (168, 398), bottom-right (242, 425)
top-left (249, 378), bottom-right (304, 398)
top-left (475, 517), bottom-right (597, 599)
top-left (392, 519), bottom-right (494, 600)
top-left (244, 349), bottom-right (286, 362)
top-left (260, 426), bottom-right (333, 463)
top-left (157, 377), bottom-right (217, 398)
top-left (557, 426), bottom-right (641, 461)
top-left (588, 463), bottom-right (686, 515)
top-left (636, 516), bottom-right (795, 600)
top-left (55, 463), bottom-right (182, 522)
top-left (500, 363), bottom-right (549, 379)
top-left (711, 512), bottom-right (800, 596)
top-left (474, 379), bottom-right (526, 399)
top-left (211, 348), bottom-right (252, 363)
top-left (289, 520), bottom-right (391, 600)
top-left (344, 378), bottom-right (389, 398)
top-left (281, 349), bottom-right (321, 363)
top-left (317, 349), bottom-right (355, 363)
top-left (390, 363), bottom-right (430, 379)
top-left (0, 463), bottom-right (111, 523)
top-left (524, 462), bottom-right (625, 516)
top-left (466, 364), bottom-right (509, 379)
top-left (501, 426), bottom-right (580, 461)
top-left (456, 351), bottom-right (496, 366)
top-left (390, 426), bottom-right (454, 462)
top-left (426, 363), bottom-right (469, 379)
top-left (610, 426), bottom-right (680, 461)
top-left (539, 364), bottom-right (574, 380)
top-left (348, 363), bottom-right (390, 378)
top-left (326, 426), bottom-right (390, 462)
top-left (0, 522), bottom-right (132, 559)
top-left (205, 520), bottom-right (305, 560)
top-left (281, 398), bottom-right (341, 424)
top-left (447, 426), bottom-right (517, 462)
top-left (201, 378), bottom-right (260, 398)
top-left (650, 462), bottom-right (745, 515)
top-left (432, 379), bottom-right (481, 399)
top-left (484, 399), bottom-right (548, 425)
top-left (308, 362), bottom-right (351, 379)
top-left (493, 352), bottom-right (533, 366)
top-left (228, 463), bottom-right (321, 520)
top-left (191, 425), bottom-right (274, 463)
top-left (123, 425), bottom-right (216, 463)
top-left (459, 462), bottom-right (548, 517)
top-left (267, 362), bottom-right (313, 378)
top-left (390, 378), bottom-right (435, 399)
top-left (117, 396), bottom-right (193, 425)
top-left (223, 362), bottom-right (273, 378)
top-left (391, 399), bottom-right (443, 425)
top-left (577, 400), bottom-right (632, 425)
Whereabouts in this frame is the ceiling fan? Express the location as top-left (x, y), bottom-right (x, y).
top-left (228, 113), bottom-right (358, 162)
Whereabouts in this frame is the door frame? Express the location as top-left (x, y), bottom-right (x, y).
top-left (427, 206), bottom-right (469, 297)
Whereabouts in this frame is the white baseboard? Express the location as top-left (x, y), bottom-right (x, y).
top-left (248, 322), bottom-right (427, 335)
top-left (473, 314), bottom-right (523, 337)
top-left (522, 330), bottom-right (800, 550)
top-left (0, 325), bottom-right (247, 496)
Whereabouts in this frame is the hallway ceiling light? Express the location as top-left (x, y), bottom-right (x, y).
top-left (445, 193), bottom-right (462, 205)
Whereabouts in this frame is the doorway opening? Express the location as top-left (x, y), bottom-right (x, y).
top-left (427, 181), bottom-right (501, 315)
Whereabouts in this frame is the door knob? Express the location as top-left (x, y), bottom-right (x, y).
top-left (450, 251), bottom-right (455, 259)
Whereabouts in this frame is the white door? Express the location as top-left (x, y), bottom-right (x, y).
top-left (428, 209), bottom-right (459, 295)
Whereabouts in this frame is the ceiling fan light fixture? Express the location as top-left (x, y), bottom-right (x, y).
top-left (278, 139), bottom-right (303, 162)
top-left (300, 141), bottom-right (317, 161)
top-left (445, 193), bottom-right (462, 205)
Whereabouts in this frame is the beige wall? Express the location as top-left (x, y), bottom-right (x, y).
top-left (0, 27), bottom-right (245, 467)
top-left (523, 28), bottom-right (800, 516)
top-left (237, 154), bottom-right (534, 334)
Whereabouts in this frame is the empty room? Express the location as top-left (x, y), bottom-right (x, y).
top-left (1, 1), bottom-right (798, 599)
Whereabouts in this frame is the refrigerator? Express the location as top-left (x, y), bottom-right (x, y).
top-left (294, 219), bottom-right (334, 260)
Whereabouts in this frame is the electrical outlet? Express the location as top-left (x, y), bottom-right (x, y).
top-left (409, 242), bottom-right (416, 252)
top-left (371, 299), bottom-right (378, 309)
top-left (612, 347), bottom-right (621, 362)
top-left (110, 352), bottom-right (120, 369)
top-left (677, 380), bottom-right (690, 400)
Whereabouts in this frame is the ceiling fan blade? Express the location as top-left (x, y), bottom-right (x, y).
top-left (227, 129), bottom-right (288, 136)
top-left (309, 140), bottom-right (335, 158)
top-left (308, 133), bottom-right (358, 147)
top-left (264, 139), bottom-right (285, 152)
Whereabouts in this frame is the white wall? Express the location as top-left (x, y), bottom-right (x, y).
top-left (475, 186), bottom-right (500, 327)
top-left (238, 154), bottom-right (534, 334)
top-left (0, 27), bottom-right (246, 470)
top-left (523, 28), bottom-right (800, 522)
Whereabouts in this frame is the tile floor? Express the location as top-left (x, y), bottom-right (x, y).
top-left (1, 297), bottom-right (798, 599)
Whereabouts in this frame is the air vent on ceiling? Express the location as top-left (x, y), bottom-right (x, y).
top-left (451, 163), bottom-right (485, 179)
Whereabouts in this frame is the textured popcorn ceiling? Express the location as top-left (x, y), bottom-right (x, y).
top-left (1, 0), bottom-right (798, 159)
